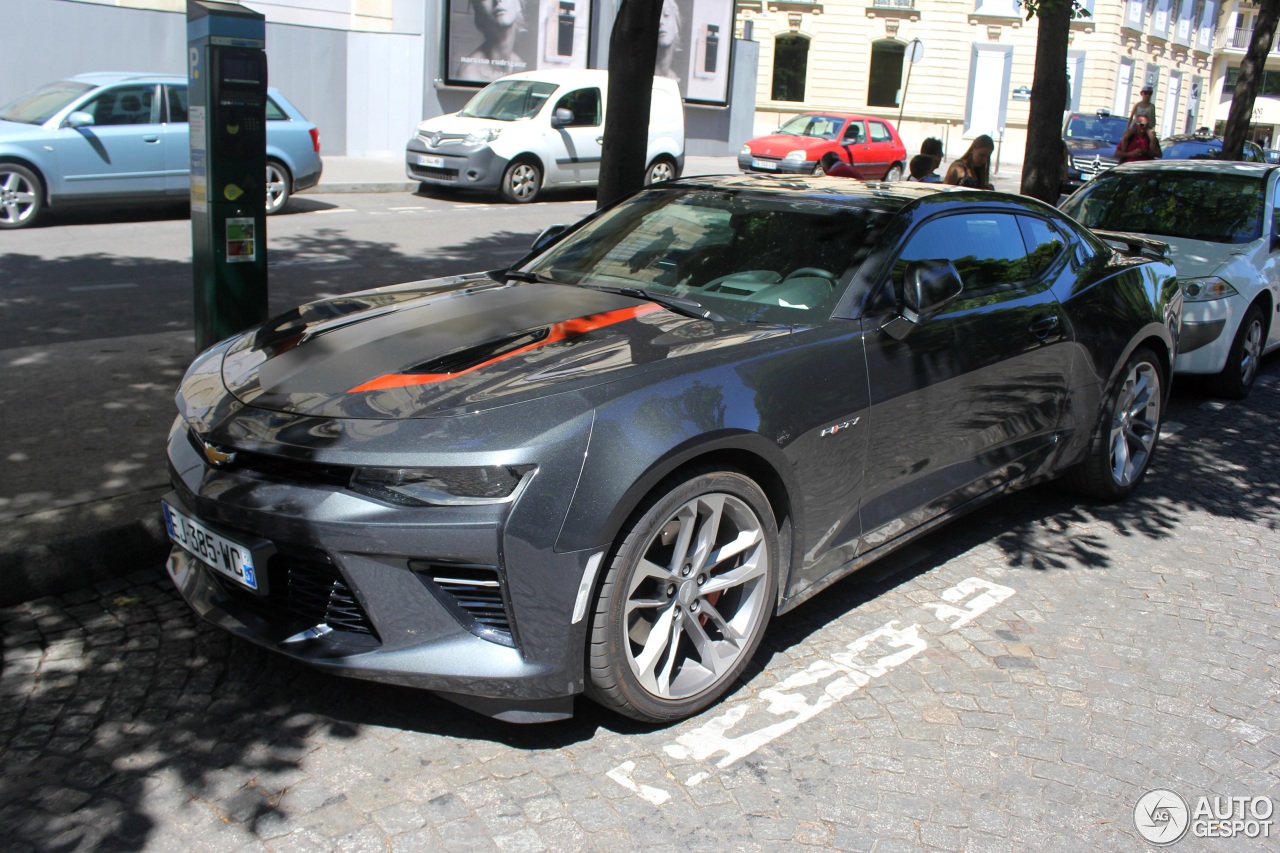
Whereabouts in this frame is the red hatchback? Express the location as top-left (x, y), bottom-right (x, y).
top-left (738, 113), bottom-right (908, 180)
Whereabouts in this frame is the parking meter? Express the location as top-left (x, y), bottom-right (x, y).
top-left (188, 0), bottom-right (268, 352)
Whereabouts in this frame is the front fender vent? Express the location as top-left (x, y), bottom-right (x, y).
top-left (410, 561), bottom-right (516, 647)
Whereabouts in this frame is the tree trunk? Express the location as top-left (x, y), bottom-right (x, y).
top-left (1020, 0), bottom-right (1073, 203)
top-left (1222, 0), bottom-right (1280, 160)
top-left (597, 0), bottom-right (664, 209)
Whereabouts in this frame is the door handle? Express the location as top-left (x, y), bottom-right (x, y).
top-left (143, 136), bottom-right (161, 143)
top-left (596, 136), bottom-right (604, 145)
top-left (1029, 314), bottom-right (1060, 339)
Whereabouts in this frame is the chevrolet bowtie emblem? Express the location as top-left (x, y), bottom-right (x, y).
top-left (201, 440), bottom-right (236, 467)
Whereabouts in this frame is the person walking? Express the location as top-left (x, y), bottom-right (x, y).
top-left (943, 135), bottom-right (994, 189)
top-left (1115, 116), bottom-right (1161, 162)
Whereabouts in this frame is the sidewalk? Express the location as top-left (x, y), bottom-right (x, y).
top-left (0, 152), bottom-right (1024, 606)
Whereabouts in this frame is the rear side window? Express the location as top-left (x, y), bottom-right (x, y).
top-left (266, 98), bottom-right (288, 121)
top-left (1017, 216), bottom-right (1066, 279)
top-left (868, 121), bottom-right (892, 143)
top-left (166, 85), bottom-right (188, 123)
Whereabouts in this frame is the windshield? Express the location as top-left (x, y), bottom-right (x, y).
top-left (458, 80), bottom-right (557, 121)
top-left (776, 115), bottom-right (845, 140)
top-left (1061, 170), bottom-right (1265, 244)
top-left (0, 81), bottom-right (93, 125)
top-left (525, 187), bottom-right (895, 324)
top-left (1064, 115), bottom-right (1129, 145)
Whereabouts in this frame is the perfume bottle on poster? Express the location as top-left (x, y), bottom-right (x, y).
top-left (694, 23), bottom-right (719, 78)
top-left (544, 0), bottom-right (577, 62)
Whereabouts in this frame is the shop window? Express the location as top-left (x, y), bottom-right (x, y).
top-left (771, 34), bottom-right (810, 102)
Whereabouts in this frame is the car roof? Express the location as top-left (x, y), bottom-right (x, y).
top-left (68, 72), bottom-right (185, 86)
top-left (1106, 158), bottom-right (1275, 177)
top-left (666, 173), bottom-right (1000, 211)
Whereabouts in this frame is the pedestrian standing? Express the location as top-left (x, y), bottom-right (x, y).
top-left (1130, 85), bottom-right (1156, 129)
top-left (943, 135), bottom-right (994, 189)
top-left (1114, 117), bottom-right (1161, 162)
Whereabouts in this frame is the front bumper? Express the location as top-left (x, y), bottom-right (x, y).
top-left (162, 409), bottom-right (598, 722)
top-left (405, 137), bottom-right (507, 189)
top-left (738, 153), bottom-right (817, 175)
top-left (1173, 296), bottom-right (1244, 375)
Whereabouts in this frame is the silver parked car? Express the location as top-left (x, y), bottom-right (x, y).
top-left (0, 72), bottom-right (323, 229)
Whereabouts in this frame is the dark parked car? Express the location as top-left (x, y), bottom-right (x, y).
top-left (1158, 131), bottom-right (1265, 162)
top-left (163, 175), bottom-right (1181, 723)
top-left (1061, 110), bottom-right (1129, 194)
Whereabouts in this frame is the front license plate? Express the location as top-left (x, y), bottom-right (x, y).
top-left (415, 154), bottom-right (444, 168)
top-left (751, 159), bottom-right (777, 170)
top-left (162, 502), bottom-right (260, 591)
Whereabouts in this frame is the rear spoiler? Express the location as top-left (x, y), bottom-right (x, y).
top-left (1092, 229), bottom-right (1171, 262)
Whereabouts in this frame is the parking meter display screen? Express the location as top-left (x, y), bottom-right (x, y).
top-left (220, 55), bottom-right (261, 86)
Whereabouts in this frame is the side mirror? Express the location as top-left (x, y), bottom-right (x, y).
top-left (65, 111), bottom-right (95, 128)
top-left (551, 108), bottom-right (574, 128)
top-left (901, 259), bottom-right (964, 322)
top-left (531, 223), bottom-right (568, 252)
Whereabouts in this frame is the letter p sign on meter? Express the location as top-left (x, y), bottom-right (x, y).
top-left (187, 0), bottom-right (268, 352)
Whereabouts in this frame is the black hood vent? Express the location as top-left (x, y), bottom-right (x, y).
top-left (405, 328), bottom-right (550, 376)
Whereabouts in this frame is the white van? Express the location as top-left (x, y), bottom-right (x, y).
top-left (406, 69), bottom-right (684, 203)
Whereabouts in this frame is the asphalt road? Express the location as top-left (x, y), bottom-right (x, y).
top-left (0, 188), bottom-right (600, 349)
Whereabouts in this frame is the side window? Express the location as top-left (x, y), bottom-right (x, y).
top-left (842, 121), bottom-right (864, 143)
top-left (166, 85), bottom-right (188, 123)
top-left (80, 85), bottom-right (158, 126)
top-left (1016, 216), bottom-right (1067, 278)
top-left (553, 87), bottom-right (601, 127)
top-left (266, 98), bottom-right (288, 121)
top-left (891, 213), bottom-right (1030, 295)
top-left (868, 121), bottom-right (892, 143)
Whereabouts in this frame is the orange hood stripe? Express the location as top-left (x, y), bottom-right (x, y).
top-left (347, 303), bottom-right (663, 393)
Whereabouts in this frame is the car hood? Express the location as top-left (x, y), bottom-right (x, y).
top-left (745, 134), bottom-right (830, 159)
top-left (0, 118), bottom-right (51, 143)
top-left (417, 113), bottom-right (526, 134)
top-left (1161, 238), bottom-right (1256, 280)
top-left (219, 274), bottom-right (789, 419)
top-left (1065, 138), bottom-right (1118, 157)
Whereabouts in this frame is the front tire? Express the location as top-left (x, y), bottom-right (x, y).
top-left (500, 159), bottom-right (541, 203)
top-left (0, 163), bottom-right (44, 229)
top-left (1209, 304), bottom-right (1265, 399)
top-left (586, 468), bottom-right (778, 723)
top-left (265, 159), bottom-right (291, 215)
top-left (1065, 347), bottom-right (1164, 501)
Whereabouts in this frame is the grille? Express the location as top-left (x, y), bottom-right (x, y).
top-left (187, 429), bottom-right (353, 489)
top-left (411, 562), bottom-right (515, 647)
top-left (212, 547), bottom-right (379, 639)
top-left (1074, 155), bottom-right (1117, 179)
top-left (411, 165), bottom-right (460, 182)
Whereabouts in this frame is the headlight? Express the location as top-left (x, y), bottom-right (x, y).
top-left (463, 128), bottom-right (502, 145)
top-left (740, 144), bottom-right (751, 155)
top-left (784, 150), bottom-right (808, 161)
top-left (1182, 277), bottom-right (1238, 302)
top-left (349, 465), bottom-right (535, 506)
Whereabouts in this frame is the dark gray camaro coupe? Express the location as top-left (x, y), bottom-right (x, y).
top-left (164, 176), bottom-right (1181, 723)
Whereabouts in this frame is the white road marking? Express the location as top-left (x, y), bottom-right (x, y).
top-left (606, 577), bottom-right (1018, 805)
top-left (67, 283), bottom-right (138, 292)
top-left (312, 208), bottom-right (357, 215)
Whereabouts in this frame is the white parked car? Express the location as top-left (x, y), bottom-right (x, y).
top-left (1061, 159), bottom-right (1280, 398)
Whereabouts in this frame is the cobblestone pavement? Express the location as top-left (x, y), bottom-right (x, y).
top-left (2, 363), bottom-right (1278, 853)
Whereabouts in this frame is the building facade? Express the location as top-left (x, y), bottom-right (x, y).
top-left (1212, 0), bottom-right (1280, 148)
top-left (738, 0), bottom-right (1222, 165)
top-left (5, 0), bottom-right (759, 156)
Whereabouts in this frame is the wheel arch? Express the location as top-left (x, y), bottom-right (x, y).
top-left (0, 156), bottom-right (50, 203)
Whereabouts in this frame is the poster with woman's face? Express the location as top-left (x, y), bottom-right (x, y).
top-left (657, 0), bottom-right (733, 105)
top-left (447, 0), bottom-right (591, 86)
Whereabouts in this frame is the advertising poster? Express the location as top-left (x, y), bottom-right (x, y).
top-left (225, 218), bottom-right (256, 263)
top-left (670, 0), bottom-right (733, 105)
top-left (447, 0), bottom-right (591, 85)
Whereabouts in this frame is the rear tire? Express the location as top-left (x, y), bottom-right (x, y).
top-left (645, 156), bottom-right (678, 185)
top-left (0, 163), bottom-right (44, 229)
top-left (500, 158), bottom-right (541, 203)
top-left (586, 468), bottom-right (778, 723)
top-left (1065, 346), bottom-right (1164, 501)
top-left (884, 163), bottom-right (904, 181)
top-left (1209, 304), bottom-right (1265, 399)
top-left (265, 159), bottom-right (291, 215)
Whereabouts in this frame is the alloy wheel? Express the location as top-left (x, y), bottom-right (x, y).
top-left (0, 169), bottom-right (38, 227)
top-left (622, 492), bottom-right (770, 700)
top-left (1108, 360), bottom-right (1161, 487)
top-left (1238, 316), bottom-right (1263, 389)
